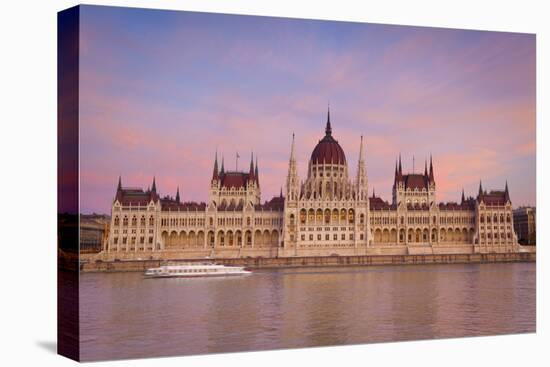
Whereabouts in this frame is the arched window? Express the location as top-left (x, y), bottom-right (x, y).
top-left (340, 209), bottom-right (347, 222)
top-left (348, 209), bottom-right (355, 224)
top-left (149, 216), bottom-right (154, 226)
top-left (114, 216), bottom-right (120, 226)
top-left (131, 216), bottom-right (137, 226)
top-left (360, 213), bottom-right (365, 224)
top-left (316, 209), bottom-right (323, 223)
top-left (290, 214), bottom-right (295, 225)
top-left (140, 216), bottom-right (146, 226)
top-left (123, 216), bottom-right (128, 226)
top-left (300, 209), bottom-right (307, 224)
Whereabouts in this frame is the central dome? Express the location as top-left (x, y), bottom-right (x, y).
top-left (310, 110), bottom-right (347, 165)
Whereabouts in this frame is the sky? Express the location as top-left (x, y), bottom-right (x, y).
top-left (78, 5), bottom-right (536, 214)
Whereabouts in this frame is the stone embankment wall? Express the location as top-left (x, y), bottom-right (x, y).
top-left (81, 252), bottom-right (535, 273)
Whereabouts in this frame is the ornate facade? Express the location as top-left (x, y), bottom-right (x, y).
top-left (106, 109), bottom-right (519, 259)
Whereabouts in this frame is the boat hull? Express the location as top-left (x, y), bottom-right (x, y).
top-left (144, 271), bottom-right (251, 279)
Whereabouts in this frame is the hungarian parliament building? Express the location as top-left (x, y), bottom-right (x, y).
top-left (106, 109), bottom-right (520, 258)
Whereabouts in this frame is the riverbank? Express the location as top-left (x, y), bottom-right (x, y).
top-left (80, 251), bottom-right (535, 273)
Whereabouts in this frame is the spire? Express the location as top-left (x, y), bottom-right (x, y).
top-left (461, 188), bottom-right (465, 204)
top-left (424, 159), bottom-right (428, 177)
top-left (255, 156), bottom-right (259, 186)
top-left (394, 159), bottom-right (398, 185)
top-left (429, 154), bottom-right (434, 183)
top-left (372, 187), bottom-right (376, 198)
top-left (280, 187), bottom-right (283, 198)
top-left (398, 153), bottom-right (403, 175)
top-left (359, 135), bottom-right (365, 161)
top-left (356, 135), bottom-right (367, 191)
top-left (151, 176), bottom-right (157, 193)
top-left (212, 151), bottom-right (219, 180)
top-left (325, 105), bottom-right (332, 136)
top-left (504, 180), bottom-right (510, 202)
top-left (220, 156), bottom-right (225, 175)
top-left (286, 133), bottom-right (298, 199)
top-left (249, 152), bottom-right (255, 180)
top-left (290, 133), bottom-right (295, 161)
top-left (115, 176), bottom-right (123, 201)
top-left (176, 186), bottom-right (180, 203)
top-left (478, 180), bottom-right (483, 197)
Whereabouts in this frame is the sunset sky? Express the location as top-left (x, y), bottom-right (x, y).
top-left (79, 5), bottom-right (536, 214)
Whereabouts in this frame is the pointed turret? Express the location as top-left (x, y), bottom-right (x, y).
top-left (280, 187), bottom-right (283, 198)
top-left (398, 153), bottom-right (403, 181)
top-left (429, 155), bottom-right (435, 184)
top-left (504, 181), bottom-right (510, 202)
top-left (255, 157), bottom-right (259, 187)
top-left (176, 186), bottom-right (180, 203)
top-left (394, 159), bottom-right (398, 185)
top-left (372, 187), bottom-right (376, 198)
top-left (478, 180), bottom-right (483, 199)
top-left (424, 159), bottom-right (428, 177)
top-left (212, 151), bottom-right (219, 180)
top-left (248, 152), bottom-right (255, 182)
top-left (358, 135), bottom-right (365, 161)
top-left (286, 133), bottom-right (298, 201)
top-left (115, 176), bottom-right (123, 201)
top-left (220, 157), bottom-right (225, 175)
top-left (290, 133), bottom-right (295, 161)
top-left (325, 106), bottom-right (332, 136)
top-left (151, 176), bottom-right (157, 193)
top-left (461, 188), bottom-right (465, 204)
top-left (355, 135), bottom-right (368, 199)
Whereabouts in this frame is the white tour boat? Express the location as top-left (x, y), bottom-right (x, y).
top-left (144, 263), bottom-right (251, 278)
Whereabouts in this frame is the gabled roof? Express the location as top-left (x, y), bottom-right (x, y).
top-left (406, 202), bottom-right (430, 211)
top-left (478, 190), bottom-right (508, 206)
top-left (369, 196), bottom-right (397, 210)
top-left (403, 174), bottom-right (428, 190)
top-left (438, 199), bottom-right (476, 211)
top-left (115, 187), bottom-right (158, 206)
top-left (160, 198), bottom-right (207, 212)
top-left (220, 171), bottom-right (251, 189)
top-left (255, 195), bottom-right (285, 211)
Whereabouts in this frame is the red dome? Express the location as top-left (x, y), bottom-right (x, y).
top-left (310, 111), bottom-right (347, 165)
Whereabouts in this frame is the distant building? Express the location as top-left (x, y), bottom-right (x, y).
top-left (80, 214), bottom-right (110, 253)
top-left (105, 108), bottom-right (520, 258)
top-left (513, 207), bottom-right (536, 245)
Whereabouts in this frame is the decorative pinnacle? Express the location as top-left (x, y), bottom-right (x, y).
top-left (325, 105), bottom-right (332, 136)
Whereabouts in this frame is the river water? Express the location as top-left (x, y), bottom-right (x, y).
top-left (79, 262), bottom-right (535, 361)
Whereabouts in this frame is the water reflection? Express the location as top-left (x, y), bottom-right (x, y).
top-left (80, 263), bottom-right (535, 361)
